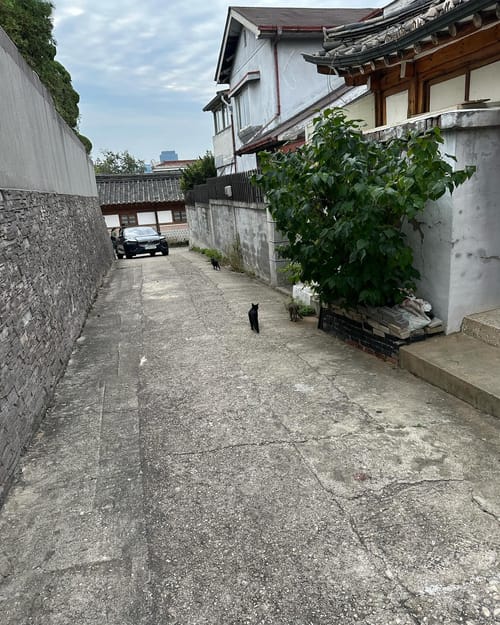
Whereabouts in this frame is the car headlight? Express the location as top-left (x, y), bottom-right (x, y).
top-left (125, 238), bottom-right (137, 243)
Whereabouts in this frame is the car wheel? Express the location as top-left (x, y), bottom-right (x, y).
top-left (150, 251), bottom-right (156, 256)
top-left (162, 250), bottom-right (169, 256)
top-left (125, 253), bottom-right (133, 259)
top-left (117, 253), bottom-right (124, 259)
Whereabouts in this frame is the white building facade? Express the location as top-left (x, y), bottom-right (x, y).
top-left (204, 7), bottom-right (377, 175)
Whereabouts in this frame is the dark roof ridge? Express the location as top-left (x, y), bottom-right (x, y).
top-left (305, 0), bottom-right (498, 70)
top-left (96, 172), bottom-right (181, 181)
top-left (323, 0), bottom-right (434, 40)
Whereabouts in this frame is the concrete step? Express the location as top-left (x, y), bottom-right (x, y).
top-left (461, 308), bottom-right (500, 348)
top-left (399, 332), bottom-right (500, 418)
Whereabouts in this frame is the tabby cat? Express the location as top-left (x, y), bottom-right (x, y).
top-left (287, 301), bottom-right (302, 322)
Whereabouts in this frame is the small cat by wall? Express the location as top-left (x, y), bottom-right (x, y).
top-left (287, 301), bottom-right (302, 322)
top-left (248, 303), bottom-right (259, 333)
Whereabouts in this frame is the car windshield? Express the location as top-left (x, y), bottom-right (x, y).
top-left (123, 227), bottom-right (158, 237)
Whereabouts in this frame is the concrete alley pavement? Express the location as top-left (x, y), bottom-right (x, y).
top-left (1, 247), bottom-right (499, 625)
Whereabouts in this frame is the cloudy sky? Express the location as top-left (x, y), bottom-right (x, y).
top-left (52, 0), bottom-right (387, 164)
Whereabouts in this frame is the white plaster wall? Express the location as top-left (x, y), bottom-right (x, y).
top-left (343, 91), bottom-right (376, 129)
top-left (277, 39), bottom-right (343, 121)
top-left (403, 188), bottom-right (454, 331)
top-left (0, 27), bottom-right (96, 197)
top-left (400, 109), bottom-right (500, 332)
top-left (229, 31), bottom-right (336, 152)
top-left (429, 75), bottom-right (466, 112)
top-left (444, 113), bottom-right (500, 331)
top-left (230, 31), bottom-right (276, 143)
top-left (470, 60), bottom-right (500, 101)
top-left (304, 88), bottom-right (374, 141)
top-left (386, 90), bottom-right (409, 124)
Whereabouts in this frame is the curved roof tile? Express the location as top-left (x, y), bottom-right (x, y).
top-left (96, 173), bottom-right (184, 206)
top-left (304, 0), bottom-right (499, 73)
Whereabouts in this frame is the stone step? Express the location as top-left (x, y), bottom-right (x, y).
top-left (399, 332), bottom-right (500, 418)
top-left (461, 308), bottom-right (500, 348)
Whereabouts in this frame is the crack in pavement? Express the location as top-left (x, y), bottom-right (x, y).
top-left (162, 433), bottom-right (356, 458)
top-left (472, 494), bottom-right (500, 524)
top-left (346, 478), bottom-right (466, 502)
top-left (290, 440), bottom-right (444, 624)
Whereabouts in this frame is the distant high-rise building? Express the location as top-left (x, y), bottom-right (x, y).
top-left (160, 150), bottom-right (178, 162)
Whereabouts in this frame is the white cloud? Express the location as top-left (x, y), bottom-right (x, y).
top-left (52, 5), bottom-right (85, 27)
top-left (52, 0), bottom-right (388, 160)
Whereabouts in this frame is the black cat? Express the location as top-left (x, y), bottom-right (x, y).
top-left (248, 303), bottom-right (259, 333)
top-left (211, 257), bottom-right (221, 270)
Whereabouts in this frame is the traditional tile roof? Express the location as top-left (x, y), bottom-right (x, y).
top-left (303, 0), bottom-right (500, 76)
top-left (96, 173), bottom-right (183, 206)
top-left (216, 6), bottom-right (377, 83)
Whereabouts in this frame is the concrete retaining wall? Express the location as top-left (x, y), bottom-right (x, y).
top-left (0, 27), bottom-right (97, 196)
top-left (187, 199), bottom-right (289, 287)
top-left (0, 27), bottom-right (114, 504)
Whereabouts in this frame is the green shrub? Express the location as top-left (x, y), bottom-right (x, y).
top-left (254, 108), bottom-right (475, 307)
top-left (298, 304), bottom-right (316, 317)
top-left (191, 246), bottom-right (226, 263)
top-left (180, 152), bottom-right (216, 192)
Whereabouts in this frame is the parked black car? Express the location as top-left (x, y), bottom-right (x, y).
top-left (116, 226), bottom-right (169, 259)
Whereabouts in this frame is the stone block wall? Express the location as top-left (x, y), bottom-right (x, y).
top-left (0, 189), bottom-right (114, 504)
top-left (0, 25), bottom-right (115, 504)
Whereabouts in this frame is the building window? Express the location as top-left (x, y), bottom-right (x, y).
top-left (120, 214), bottom-right (137, 226)
top-left (235, 89), bottom-right (250, 130)
top-left (173, 210), bottom-right (186, 223)
top-left (214, 104), bottom-right (230, 134)
top-left (104, 214), bottom-right (120, 228)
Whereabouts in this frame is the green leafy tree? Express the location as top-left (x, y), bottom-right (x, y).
top-left (180, 152), bottom-right (216, 192)
top-left (0, 0), bottom-right (92, 152)
top-left (254, 108), bottom-right (475, 308)
top-left (94, 150), bottom-right (146, 174)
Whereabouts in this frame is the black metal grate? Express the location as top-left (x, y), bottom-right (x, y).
top-left (188, 170), bottom-right (265, 205)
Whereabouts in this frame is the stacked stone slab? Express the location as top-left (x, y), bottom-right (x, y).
top-left (319, 303), bottom-right (444, 362)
